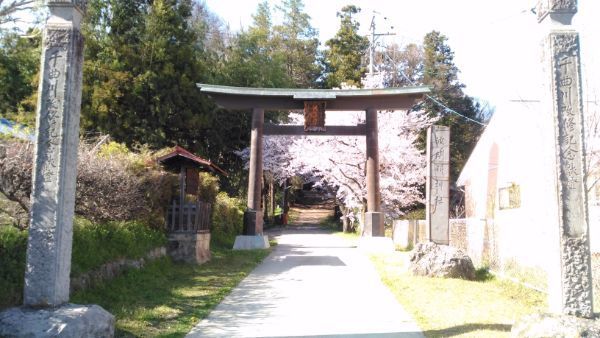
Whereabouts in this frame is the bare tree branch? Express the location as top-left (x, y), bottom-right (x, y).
top-left (0, 0), bottom-right (36, 25)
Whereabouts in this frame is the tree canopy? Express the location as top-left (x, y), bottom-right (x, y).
top-left (323, 5), bottom-right (369, 88)
top-left (0, 2), bottom-right (487, 201)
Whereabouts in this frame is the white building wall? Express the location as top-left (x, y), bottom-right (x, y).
top-left (458, 101), bottom-right (563, 284)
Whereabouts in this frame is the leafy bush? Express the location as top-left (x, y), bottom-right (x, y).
top-left (211, 192), bottom-right (244, 248)
top-left (0, 219), bottom-right (166, 309)
top-left (0, 226), bottom-right (27, 309)
top-left (71, 219), bottom-right (167, 276)
top-left (198, 172), bottom-right (220, 204)
top-left (402, 208), bottom-right (426, 220)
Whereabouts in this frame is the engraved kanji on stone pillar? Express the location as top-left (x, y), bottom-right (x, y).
top-left (539, 0), bottom-right (594, 318)
top-left (23, 0), bottom-right (86, 307)
top-left (426, 125), bottom-right (450, 245)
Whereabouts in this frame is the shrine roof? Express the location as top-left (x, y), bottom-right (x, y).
top-left (197, 84), bottom-right (430, 111)
top-left (157, 146), bottom-right (227, 176)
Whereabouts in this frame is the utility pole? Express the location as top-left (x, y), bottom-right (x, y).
top-left (368, 12), bottom-right (396, 76)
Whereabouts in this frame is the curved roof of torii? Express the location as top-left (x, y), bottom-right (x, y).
top-left (197, 84), bottom-right (430, 111)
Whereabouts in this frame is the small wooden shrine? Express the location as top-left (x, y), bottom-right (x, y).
top-left (157, 146), bottom-right (226, 233)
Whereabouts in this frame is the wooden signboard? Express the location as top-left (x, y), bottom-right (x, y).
top-left (304, 101), bottom-right (326, 132)
top-left (186, 167), bottom-right (199, 195)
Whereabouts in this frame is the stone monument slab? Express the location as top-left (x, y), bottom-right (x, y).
top-left (426, 125), bottom-right (450, 245)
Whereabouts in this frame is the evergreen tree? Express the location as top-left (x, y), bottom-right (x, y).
top-left (0, 29), bottom-right (40, 125)
top-left (323, 5), bottom-right (369, 88)
top-left (81, 0), bottom-right (215, 151)
top-left (420, 31), bottom-right (484, 183)
top-left (378, 42), bottom-right (423, 88)
top-left (225, 1), bottom-right (292, 88)
top-left (272, 0), bottom-right (320, 88)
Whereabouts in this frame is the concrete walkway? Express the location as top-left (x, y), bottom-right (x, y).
top-left (187, 227), bottom-right (424, 338)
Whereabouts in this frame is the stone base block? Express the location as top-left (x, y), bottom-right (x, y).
top-left (393, 220), bottom-right (410, 249)
top-left (0, 303), bottom-right (114, 338)
top-left (511, 313), bottom-right (600, 337)
top-left (358, 237), bottom-right (394, 253)
top-left (364, 212), bottom-right (384, 237)
top-left (233, 235), bottom-right (270, 250)
top-left (243, 210), bottom-right (263, 235)
top-left (167, 232), bottom-right (211, 264)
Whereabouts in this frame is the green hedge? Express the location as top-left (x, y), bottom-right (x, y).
top-left (211, 192), bottom-right (244, 248)
top-left (71, 219), bottom-right (166, 276)
top-left (0, 220), bottom-right (166, 310)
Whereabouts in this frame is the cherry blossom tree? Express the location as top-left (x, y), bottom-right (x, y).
top-left (236, 74), bottom-right (434, 231)
top-left (237, 108), bottom-right (433, 231)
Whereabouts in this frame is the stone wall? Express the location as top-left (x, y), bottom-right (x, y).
top-left (392, 219), bottom-right (465, 250)
top-left (70, 247), bottom-right (166, 293)
top-left (449, 219), bottom-right (467, 252)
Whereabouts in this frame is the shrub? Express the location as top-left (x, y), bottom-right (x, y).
top-left (0, 140), bottom-right (32, 229)
top-left (71, 219), bottom-right (167, 276)
top-left (211, 192), bottom-right (244, 248)
top-left (0, 138), bottom-right (176, 228)
top-left (198, 172), bottom-right (219, 205)
top-left (0, 219), bottom-right (167, 309)
top-left (0, 226), bottom-right (27, 309)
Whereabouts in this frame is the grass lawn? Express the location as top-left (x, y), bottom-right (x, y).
top-left (71, 247), bottom-right (271, 337)
top-left (371, 252), bottom-right (547, 338)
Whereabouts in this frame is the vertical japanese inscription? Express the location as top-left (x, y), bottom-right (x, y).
top-left (33, 29), bottom-right (70, 205)
top-left (304, 101), bottom-right (326, 132)
top-left (549, 31), bottom-right (594, 317)
top-left (427, 126), bottom-right (450, 244)
top-left (24, 26), bottom-right (76, 306)
top-left (552, 33), bottom-right (586, 238)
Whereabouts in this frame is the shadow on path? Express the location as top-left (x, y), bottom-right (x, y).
top-left (422, 323), bottom-right (512, 337)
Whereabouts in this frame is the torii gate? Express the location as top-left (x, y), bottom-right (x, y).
top-left (198, 84), bottom-right (430, 249)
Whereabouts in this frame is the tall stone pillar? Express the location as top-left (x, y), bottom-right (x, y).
top-left (24, 0), bottom-right (86, 308)
top-left (539, 0), bottom-right (594, 318)
top-left (364, 108), bottom-right (384, 237)
top-left (426, 125), bottom-right (450, 245)
top-left (235, 108), bottom-right (269, 250)
top-left (0, 1), bottom-right (114, 336)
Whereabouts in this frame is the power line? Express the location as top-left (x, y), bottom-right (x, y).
top-left (381, 53), bottom-right (487, 127)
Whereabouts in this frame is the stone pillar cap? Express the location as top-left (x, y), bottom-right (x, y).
top-left (536, 0), bottom-right (577, 24)
top-left (47, 0), bottom-right (86, 14)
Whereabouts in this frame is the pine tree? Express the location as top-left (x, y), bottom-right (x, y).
top-left (323, 5), bottom-right (369, 88)
top-left (225, 1), bottom-right (292, 88)
top-left (0, 29), bottom-right (41, 125)
top-left (272, 0), bottom-right (320, 88)
top-left (421, 31), bottom-right (484, 184)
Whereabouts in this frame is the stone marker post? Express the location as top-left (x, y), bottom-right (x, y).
top-left (539, 0), bottom-right (593, 318)
top-left (426, 125), bottom-right (450, 245)
top-left (0, 1), bottom-right (114, 336)
top-left (24, 0), bottom-right (85, 308)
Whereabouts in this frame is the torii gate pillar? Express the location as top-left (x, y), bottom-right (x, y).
top-left (364, 108), bottom-right (384, 237)
top-left (234, 108), bottom-right (270, 250)
top-left (244, 108), bottom-right (264, 236)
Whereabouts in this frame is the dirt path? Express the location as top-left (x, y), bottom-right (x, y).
top-left (288, 190), bottom-right (335, 226)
